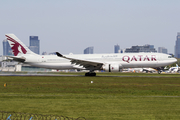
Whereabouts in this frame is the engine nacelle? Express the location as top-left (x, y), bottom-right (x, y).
top-left (103, 63), bottom-right (122, 72)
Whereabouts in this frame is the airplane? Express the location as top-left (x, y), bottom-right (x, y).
top-left (122, 68), bottom-right (136, 73)
top-left (124, 68), bottom-right (158, 73)
top-left (168, 64), bottom-right (180, 73)
top-left (5, 34), bottom-right (177, 76)
top-left (142, 68), bottom-right (158, 73)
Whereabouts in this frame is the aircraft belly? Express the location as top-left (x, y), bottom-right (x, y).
top-left (28, 62), bottom-right (75, 69)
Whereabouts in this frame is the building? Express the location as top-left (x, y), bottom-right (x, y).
top-left (125, 44), bottom-right (157, 53)
top-left (84, 47), bottom-right (94, 54)
top-left (158, 47), bottom-right (168, 54)
top-left (49, 52), bottom-right (56, 55)
top-left (0, 61), bottom-right (21, 71)
top-left (175, 33), bottom-right (180, 58)
top-left (114, 44), bottom-right (120, 53)
top-left (0, 56), bottom-right (2, 62)
top-left (42, 52), bottom-right (48, 55)
top-left (2, 39), bottom-right (13, 56)
top-left (120, 49), bottom-right (126, 53)
top-left (0, 61), bottom-right (51, 72)
top-left (29, 36), bottom-right (40, 54)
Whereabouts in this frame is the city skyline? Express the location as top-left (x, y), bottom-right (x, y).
top-left (1, 35), bottom-right (172, 55)
top-left (1, 36), bottom-right (172, 55)
top-left (1, 1), bottom-right (180, 55)
top-left (0, 33), bottom-right (175, 55)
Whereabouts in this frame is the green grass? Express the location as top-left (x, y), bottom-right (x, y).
top-left (1, 74), bottom-right (180, 120)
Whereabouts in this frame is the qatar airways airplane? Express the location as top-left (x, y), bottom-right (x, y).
top-left (5, 34), bottom-right (177, 76)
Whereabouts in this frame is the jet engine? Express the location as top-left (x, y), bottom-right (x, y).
top-left (102, 63), bottom-right (122, 72)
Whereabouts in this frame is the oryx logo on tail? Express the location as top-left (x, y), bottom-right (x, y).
top-left (6, 35), bottom-right (27, 56)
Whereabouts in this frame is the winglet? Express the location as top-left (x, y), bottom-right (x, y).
top-left (56, 52), bottom-right (63, 57)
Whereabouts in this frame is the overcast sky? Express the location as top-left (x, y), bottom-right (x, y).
top-left (1, 0), bottom-right (180, 55)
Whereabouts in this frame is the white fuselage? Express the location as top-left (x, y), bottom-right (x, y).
top-left (22, 53), bottom-right (177, 70)
top-left (6, 34), bottom-right (177, 74)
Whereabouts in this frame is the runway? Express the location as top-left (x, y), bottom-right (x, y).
top-left (1, 72), bottom-right (180, 78)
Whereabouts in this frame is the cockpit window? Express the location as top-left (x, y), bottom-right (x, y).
top-left (168, 56), bottom-right (173, 58)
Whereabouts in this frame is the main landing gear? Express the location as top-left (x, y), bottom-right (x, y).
top-left (85, 72), bottom-right (96, 76)
top-left (157, 67), bottom-right (164, 74)
top-left (158, 70), bottom-right (163, 74)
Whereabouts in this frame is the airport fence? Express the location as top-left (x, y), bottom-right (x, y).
top-left (0, 111), bottom-right (86, 120)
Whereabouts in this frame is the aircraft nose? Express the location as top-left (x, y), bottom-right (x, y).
top-left (174, 58), bottom-right (177, 63)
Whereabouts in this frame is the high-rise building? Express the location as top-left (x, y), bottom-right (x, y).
top-left (125, 44), bottom-right (157, 53)
top-left (84, 47), bottom-right (94, 54)
top-left (114, 44), bottom-right (120, 53)
top-left (29, 36), bottom-right (40, 54)
top-left (158, 47), bottom-right (168, 54)
top-left (2, 39), bottom-right (13, 56)
top-left (175, 32), bottom-right (180, 58)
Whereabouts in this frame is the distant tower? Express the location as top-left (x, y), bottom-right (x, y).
top-left (29, 36), bottom-right (40, 54)
top-left (114, 44), bottom-right (120, 53)
top-left (84, 47), bottom-right (94, 54)
top-left (2, 39), bottom-right (13, 56)
top-left (175, 33), bottom-right (180, 58)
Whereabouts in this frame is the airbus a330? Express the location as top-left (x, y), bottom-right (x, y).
top-left (5, 34), bottom-right (177, 76)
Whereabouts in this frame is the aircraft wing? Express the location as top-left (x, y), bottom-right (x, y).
top-left (56, 52), bottom-right (103, 69)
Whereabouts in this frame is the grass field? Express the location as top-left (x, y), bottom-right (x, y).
top-left (1, 73), bottom-right (180, 120)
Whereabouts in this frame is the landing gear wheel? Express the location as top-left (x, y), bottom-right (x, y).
top-left (158, 70), bottom-right (162, 74)
top-left (85, 72), bottom-right (96, 76)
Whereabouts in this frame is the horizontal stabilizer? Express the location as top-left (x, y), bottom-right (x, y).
top-left (7, 56), bottom-right (26, 62)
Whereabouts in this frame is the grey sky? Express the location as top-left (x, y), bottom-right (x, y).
top-left (1, 0), bottom-right (180, 55)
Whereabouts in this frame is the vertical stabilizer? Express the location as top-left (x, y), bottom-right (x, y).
top-left (5, 34), bottom-right (36, 56)
top-left (176, 64), bottom-right (179, 68)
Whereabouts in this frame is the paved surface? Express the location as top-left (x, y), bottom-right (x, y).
top-left (1, 73), bottom-right (180, 78)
